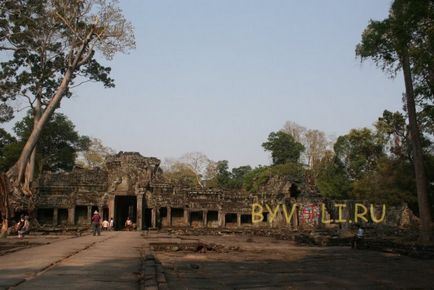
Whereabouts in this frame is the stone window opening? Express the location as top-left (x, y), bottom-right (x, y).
top-left (241, 214), bottom-right (252, 224)
top-left (171, 208), bottom-right (184, 226)
top-left (225, 213), bottom-right (237, 227)
top-left (37, 208), bottom-right (54, 225)
top-left (207, 211), bottom-right (219, 227)
top-left (190, 211), bottom-right (203, 227)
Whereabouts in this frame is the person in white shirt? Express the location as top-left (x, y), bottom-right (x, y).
top-left (102, 220), bottom-right (109, 231)
top-left (109, 217), bottom-right (114, 231)
top-left (351, 225), bottom-right (364, 249)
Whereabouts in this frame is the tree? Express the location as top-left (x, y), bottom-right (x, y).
top-left (162, 161), bottom-right (197, 189)
top-left (13, 113), bottom-right (89, 172)
top-left (242, 163), bottom-right (304, 193)
top-left (351, 157), bottom-right (417, 208)
top-left (334, 128), bottom-right (385, 180)
top-left (356, 0), bottom-right (433, 242)
top-left (0, 129), bottom-right (17, 172)
top-left (375, 110), bottom-right (410, 160)
top-left (215, 160), bottom-right (232, 188)
top-left (282, 121), bottom-right (332, 169)
top-left (75, 137), bottom-right (115, 168)
top-left (179, 152), bottom-right (216, 188)
top-left (0, 0), bottom-right (134, 237)
top-left (1, 0), bottom-right (134, 190)
top-left (1, 0), bottom-right (116, 192)
top-left (0, 104), bottom-right (13, 123)
top-left (305, 129), bottom-right (329, 173)
top-left (316, 151), bottom-right (352, 199)
top-left (1, 113), bottom-right (89, 173)
top-left (282, 121), bottom-right (306, 144)
top-left (230, 165), bottom-right (252, 189)
top-left (262, 131), bottom-right (305, 165)
top-left (213, 160), bottom-right (252, 189)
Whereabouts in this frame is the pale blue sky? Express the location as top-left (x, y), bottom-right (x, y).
top-left (5, 0), bottom-right (404, 168)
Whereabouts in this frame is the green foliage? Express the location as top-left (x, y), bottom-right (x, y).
top-left (351, 157), bottom-right (417, 208)
top-left (231, 165), bottom-right (252, 189)
top-left (242, 162), bottom-right (304, 193)
top-left (0, 128), bottom-right (18, 171)
top-left (242, 166), bottom-right (269, 193)
top-left (262, 131), bottom-right (305, 165)
top-left (334, 128), bottom-right (385, 180)
top-left (316, 153), bottom-right (352, 199)
top-left (375, 110), bottom-right (409, 159)
top-left (215, 160), bottom-right (231, 188)
top-left (0, 112), bottom-right (89, 173)
top-left (0, 0), bottom-right (116, 108)
top-left (214, 160), bottom-right (252, 189)
top-left (0, 104), bottom-right (14, 123)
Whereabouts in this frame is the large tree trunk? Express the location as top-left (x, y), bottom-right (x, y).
top-left (0, 173), bottom-right (11, 238)
top-left (402, 52), bottom-right (433, 243)
top-left (7, 68), bottom-right (74, 189)
top-left (6, 29), bottom-right (94, 191)
top-left (24, 97), bottom-right (42, 195)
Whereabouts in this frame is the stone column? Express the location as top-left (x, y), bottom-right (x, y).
top-left (184, 208), bottom-right (189, 226)
top-left (108, 196), bottom-right (115, 220)
top-left (237, 213), bottom-right (241, 227)
top-left (87, 205), bottom-right (92, 222)
top-left (68, 207), bottom-right (75, 225)
top-left (151, 207), bottom-right (157, 228)
top-left (219, 211), bottom-right (225, 228)
top-left (53, 208), bottom-right (59, 226)
top-left (167, 207), bottom-right (172, 227)
top-left (203, 210), bottom-right (208, 228)
top-left (292, 206), bottom-right (299, 230)
top-left (136, 193), bottom-right (144, 230)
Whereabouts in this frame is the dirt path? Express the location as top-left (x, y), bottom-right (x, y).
top-left (149, 234), bottom-right (434, 289)
top-left (0, 232), bottom-right (144, 290)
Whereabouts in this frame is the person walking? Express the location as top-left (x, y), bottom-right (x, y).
top-left (351, 224), bottom-right (365, 249)
top-left (91, 210), bottom-right (102, 236)
top-left (109, 217), bottom-right (114, 231)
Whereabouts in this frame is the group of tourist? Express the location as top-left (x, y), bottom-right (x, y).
top-left (90, 211), bottom-right (135, 235)
top-left (90, 211), bottom-right (114, 236)
top-left (15, 215), bottom-right (30, 239)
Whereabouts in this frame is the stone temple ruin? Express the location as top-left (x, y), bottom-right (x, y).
top-left (35, 152), bottom-right (416, 232)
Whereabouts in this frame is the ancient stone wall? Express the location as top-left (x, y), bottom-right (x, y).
top-left (34, 152), bottom-right (418, 231)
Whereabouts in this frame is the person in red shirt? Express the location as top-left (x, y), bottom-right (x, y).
top-left (91, 210), bottom-right (102, 236)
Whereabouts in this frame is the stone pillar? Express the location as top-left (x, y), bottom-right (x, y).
top-left (203, 210), bottom-right (208, 228)
top-left (237, 213), bottom-right (241, 227)
top-left (167, 207), bottom-right (172, 227)
top-left (219, 211), bottom-right (225, 228)
top-left (151, 208), bottom-right (157, 228)
top-left (292, 206), bottom-right (299, 230)
top-left (184, 208), bottom-right (189, 226)
top-left (108, 196), bottom-right (115, 220)
top-left (53, 208), bottom-right (59, 226)
top-left (136, 193), bottom-right (144, 230)
top-left (87, 205), bottom-right (92, 222)
top-left (68, 207), bottom-right (75, 225)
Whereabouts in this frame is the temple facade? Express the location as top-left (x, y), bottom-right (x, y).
top-left (35, 152), bottom-right (413, 231)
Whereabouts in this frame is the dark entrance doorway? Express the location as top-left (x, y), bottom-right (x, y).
top-left (144, 208), bottom-right (152, 229)
top-left (114, 195), bottom-right (137, 230)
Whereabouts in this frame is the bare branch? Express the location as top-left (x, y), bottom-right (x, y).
top-left (70, 79), bottom-right (96, 88)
